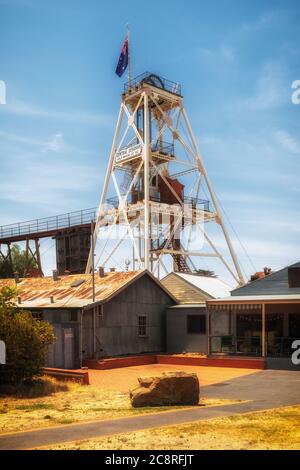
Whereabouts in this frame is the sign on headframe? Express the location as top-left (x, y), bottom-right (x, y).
top-left (115, 144), bottom-right (142, 164)
top-left (87, 72), bottom-right (245, 286)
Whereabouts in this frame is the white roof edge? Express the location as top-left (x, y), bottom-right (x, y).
top-left (168, 303), bottom-right (206, 308)
top-left (207, 294), bottom-right (300, 302)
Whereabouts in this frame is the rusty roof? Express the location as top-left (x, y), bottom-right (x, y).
top-left (0, 271), bottom-right (148, 309)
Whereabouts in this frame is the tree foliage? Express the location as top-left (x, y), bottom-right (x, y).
top-left (0, 286), bottom-right (55, 385)
top-left (194, 269), bottom-right (217, 278)
top-left (0, 244), bottom-right (37, 278)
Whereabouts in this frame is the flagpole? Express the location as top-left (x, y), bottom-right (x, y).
top-left (127, 23), bottom-right (132, 85)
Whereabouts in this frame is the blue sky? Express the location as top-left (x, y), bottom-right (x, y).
top-left (0, 0), bottom-right (299, 280)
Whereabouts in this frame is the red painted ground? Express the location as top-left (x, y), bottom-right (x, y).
top-left (86, 364), bottom-right (259, 392)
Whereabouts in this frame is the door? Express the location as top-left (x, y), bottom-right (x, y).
top-left (63, 328), bottom-right (74, 369)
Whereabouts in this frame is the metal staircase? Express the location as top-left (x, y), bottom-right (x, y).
top-left (155, 239), bottom-right (192, 273)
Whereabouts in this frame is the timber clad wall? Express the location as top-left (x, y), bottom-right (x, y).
top-left (42, 309), bottom-right (81, 369)
top-left (25, 273), bottom-right (174, 369)
top-left (166, 307), bottom-right (208, 354)
top-left (84, 276), bottom-right (173, 358)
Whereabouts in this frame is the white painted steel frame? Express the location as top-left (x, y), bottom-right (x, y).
top-left (86, 82), bottom-right (245, 285)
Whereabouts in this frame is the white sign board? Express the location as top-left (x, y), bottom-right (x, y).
top-left (0, 340), bottom-right (6, 365)
top-left (115, 144), bottom-right (142, 164)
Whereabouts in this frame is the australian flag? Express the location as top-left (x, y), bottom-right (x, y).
top-left (115, 35), bottom-right (129, 77)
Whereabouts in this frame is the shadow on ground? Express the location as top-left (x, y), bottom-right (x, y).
top-left (0, 378), bottom-right (69, 399)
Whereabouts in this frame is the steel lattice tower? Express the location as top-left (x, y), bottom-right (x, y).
top-left (86, 73), bottom-right (244, 285)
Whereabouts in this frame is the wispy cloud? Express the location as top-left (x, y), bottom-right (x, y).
top-left (242, 62), bottom-right (288, 110)
top-left (0, 149), bottom-right (100, 208)
top-left (1, 99), bottom-right (111, 126)
top-left (197, 45), bottom-right (236, 64)
top-left (275, 130), bottom-right (300, 155)
top-left (44, 133), bottom-right (64, 153)
top-left (239, 11), bottom-right (284, 35)
top-left (0, 130), bottom-right (102, 212)
top-left (0, 130), bottom-right (98, 157)
top-left (0, 130), bottom-right (44, 147)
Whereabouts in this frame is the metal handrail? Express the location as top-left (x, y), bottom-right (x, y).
top-left (124, 72), bottom-right (182, 96)
top-left (210, 335), bottom-right (299, 358)
top-left (0, 208), bottom-right (97, 240)
top-left (117, 141), bottom-right (175, 156)
top-left (151, 141), bottom-right (174, 155)
top-left (106, 195), bottom-right (210, 211)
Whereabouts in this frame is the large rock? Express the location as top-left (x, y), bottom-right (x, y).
top-left (130, 371), bottom-right (200, 407)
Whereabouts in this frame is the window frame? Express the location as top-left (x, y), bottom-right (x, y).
top-left (69, 311), bottom-right (78, 322)
top-left (96, 304), bottom-right (104, 318)
top-left (138, 314), bottom-right (148, 338)
top-left (186, 314), bottom-right (206, 335)
top-left (32, 310), bottom-right (43, 320)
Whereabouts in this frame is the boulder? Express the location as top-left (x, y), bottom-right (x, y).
top-left (130, 371), bottom-right (199, 407)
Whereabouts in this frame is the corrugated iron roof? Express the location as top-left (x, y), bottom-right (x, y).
top-left (161, 272), bottom-right (232, 304)
top-left (0, 271), bottom-right (145, 309)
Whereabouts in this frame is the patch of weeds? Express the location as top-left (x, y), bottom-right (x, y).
top-left (15, 403), bottom-right (54, 411)
top-left (0, 378), bottom-right (69, 398)
top-left (55, 418), bottom-right (74, 425)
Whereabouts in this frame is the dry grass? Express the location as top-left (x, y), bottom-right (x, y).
top-left (0, 376), bottom-right (237, 434)
top-left (46, 405), bottom-right (300, 450)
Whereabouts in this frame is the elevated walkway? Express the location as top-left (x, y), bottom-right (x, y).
top-left (0, 208), bottom-right (96, 243)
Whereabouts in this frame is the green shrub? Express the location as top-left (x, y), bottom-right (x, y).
top-left (0, 286), bottom-right (55, 385)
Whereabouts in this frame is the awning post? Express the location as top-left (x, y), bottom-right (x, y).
top-left (262, 303), bottom-right (266, 357)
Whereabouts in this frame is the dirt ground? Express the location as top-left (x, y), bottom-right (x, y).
top-left (87, 364), bottom-right (257, 391)
top-left (0, 365), bottom-right (255, 434)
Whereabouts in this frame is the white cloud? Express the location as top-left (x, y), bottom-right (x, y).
top-left (198, 45), bottom-right (236, 64)
top-left (243, 62), bottom-right (288, 110)
top-left (45, 133), bottom-right (63, 153)
top-left (1, 98), bottom-right (111, 126)
top-left (0, 154), bottom-right (100, 207)
top-left (0, 136), bottom-right (102, 210)
top-left (275, 130), bottom-right (300, 155)
top-left (0, 130), bottom-right (43, 147)
top-left (0, 130), bottom-right (98, 157)
top-left (239, 11), bottom-right (283, 35)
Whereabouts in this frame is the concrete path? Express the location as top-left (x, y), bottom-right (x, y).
top-left (0, 370), bottom-right (299, 450)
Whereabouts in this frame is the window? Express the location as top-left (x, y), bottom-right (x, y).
top-left (138, 315), bottom-right (147, 337)
top-left (32, 311), bottom-right (43, 320)
top-left (96, 305), bottom-right (103, 318)
top-left (151, 175), bottom-right (157, 188)
top-left (187, 315), bottom-right (206, 334)
top-left (288, 267), bottom-right (300, 288)
top-left (69, 311), bottom-right (78, 322)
